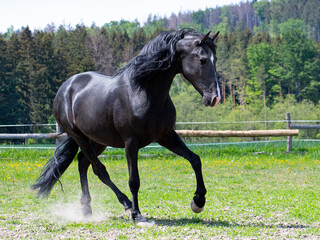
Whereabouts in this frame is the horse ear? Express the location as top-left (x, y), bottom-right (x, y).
top-left (211, 31), bottom-right (220, 42)
top-left (201, 31), bottom-right (211, 44)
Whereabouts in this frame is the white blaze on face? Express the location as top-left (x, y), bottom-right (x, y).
top-left (210, 53), bottom-right (214, 65)
top-left (210, 53), bottom-right (221, 107)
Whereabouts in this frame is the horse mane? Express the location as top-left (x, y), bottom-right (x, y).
top-left (115, 28), bottom-right (216, 85)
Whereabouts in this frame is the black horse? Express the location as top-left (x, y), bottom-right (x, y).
top-left (32, 28), bottom-right (220, 222)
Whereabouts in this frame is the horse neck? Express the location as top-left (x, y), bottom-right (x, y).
top-left (137, 66), bottom-right (177, 101)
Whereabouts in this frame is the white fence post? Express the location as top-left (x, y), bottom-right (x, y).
top-left (286, 112), bottom-right (292, 152)
top-left (55, 122), bottom-right (63, 146)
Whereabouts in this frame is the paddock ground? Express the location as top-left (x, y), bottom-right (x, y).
top-left (1, 141), bottom-right (320, 239)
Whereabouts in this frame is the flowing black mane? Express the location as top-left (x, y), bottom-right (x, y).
top-left (116, 29), bottom-right (216, 83)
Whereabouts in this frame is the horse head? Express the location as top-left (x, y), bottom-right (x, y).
top-left (176, 31), bottom-right (220, 107)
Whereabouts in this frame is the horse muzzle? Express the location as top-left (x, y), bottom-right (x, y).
top-left (202, 92), bottom-right (220, 107)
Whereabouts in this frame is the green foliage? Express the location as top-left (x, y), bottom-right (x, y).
top-left (103, 20), bottom-right (140, 36)
top-left (253, 0), bottom-right (269, 22)
top-left (278, 18), bottom-right (308, 36)
top-left (143, 16), bottom-right (167, 36)
top-left (0, 0), bottom-right (319, 132)
top-left (272, 28), bottom-right (319, 103)
top-left (213, 17), bottom-right (231, 35)
top-left (247, 43), bottom-right (275, 106)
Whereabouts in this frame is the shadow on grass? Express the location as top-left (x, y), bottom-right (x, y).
top-left (147, 217), bottom-right (311, 229)
top-left (150, 217), bottom-right (232, 227)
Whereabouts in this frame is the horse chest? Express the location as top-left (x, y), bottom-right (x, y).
top-left (114, 96), bottom-right (176, 145)
top-left (134, 104), bottom-right (175, 128)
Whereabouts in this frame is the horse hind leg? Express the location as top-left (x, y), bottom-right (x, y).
top-left (78, 142), bottom-right (110, 216)
top-left (78, 151), bottom-right (94, 216)
top-left (90, 154), bottom-right (133, 212)
top-left (74, 136), bottom-right (132, 215)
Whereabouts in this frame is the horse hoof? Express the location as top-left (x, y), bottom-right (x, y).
top-left (133, 213), bottom-right (147, 223)
top-left (191, 198), bottom-right (204, 213)
top-left (82, 207), bottom-right (93, 217)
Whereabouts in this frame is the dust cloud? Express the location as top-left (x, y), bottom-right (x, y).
top-left (48, 200), bottom-right (107, 224)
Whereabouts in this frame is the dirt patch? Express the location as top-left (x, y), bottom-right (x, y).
top-left (1, 211), bottom-right (320, 239)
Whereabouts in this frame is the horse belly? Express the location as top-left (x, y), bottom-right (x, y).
top-left (75, 105), bottom-right (175, 149)
top-left (85, 125), bottom-right (125, 148)
top-left (73, 102), bottom-right (126, 148)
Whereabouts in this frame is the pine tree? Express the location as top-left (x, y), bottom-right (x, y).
top-left (15, 27), bottom-right (35, 123)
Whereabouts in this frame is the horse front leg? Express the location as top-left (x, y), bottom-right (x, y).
top-left (125, 139), bottom-right (145, 222)
top-left (158, 130), bottom-right (207, 213)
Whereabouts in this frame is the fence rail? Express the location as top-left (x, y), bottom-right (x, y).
top-left (286, 112), bottom-right (320, 152)
top-left (1, 120), bottom-right (319, 128)
top-left (289, 124), bottom-right (320, 129)
top-left (0, 129), bottom-right (299, 140)
top-left (0, 133), bottom-right (64, 140)
top-left (176, 129), bottom-right (298, 137)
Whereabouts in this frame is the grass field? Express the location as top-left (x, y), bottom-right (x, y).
top-left (1, 141), bottom-right (320, 239)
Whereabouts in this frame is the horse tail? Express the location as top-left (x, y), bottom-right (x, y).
top-left (31, 135), bottom-right (79, 198)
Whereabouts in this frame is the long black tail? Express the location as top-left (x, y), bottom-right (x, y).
top-left (31, 136), bottom-right (79, 198)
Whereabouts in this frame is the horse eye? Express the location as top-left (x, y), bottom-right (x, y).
top-left (200, 58), bottom-right (207, 65)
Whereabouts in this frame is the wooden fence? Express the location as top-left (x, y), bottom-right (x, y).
top-left (0, 129), bottom-right (299, 139)
top-left (286, 112), bottom-right (320, 152)
top-left (176, 129), bottom-right (298, 137)
top-left (0, 112), bottom-right (319, 152)
top-left (0, 133), bottom-right (62, 140)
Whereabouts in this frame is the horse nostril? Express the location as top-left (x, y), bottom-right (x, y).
top-left (214, 96), bottom-right (220, 107)
top-left (210, 96), bottom-right (220, 107)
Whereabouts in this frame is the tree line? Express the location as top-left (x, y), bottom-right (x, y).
top-left (0, 0), bottom-right (319, 135)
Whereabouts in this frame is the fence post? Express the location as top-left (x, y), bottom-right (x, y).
top-left (286, 112), bottom-right (292, 152)
top-left (55, 122), bottom-right (63, 146)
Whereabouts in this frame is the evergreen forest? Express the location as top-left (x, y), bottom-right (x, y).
top-left (0, 0), bottom-right (319, 135)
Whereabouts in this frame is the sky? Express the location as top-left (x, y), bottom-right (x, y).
top-left (1, 0), bottom-right (243, 33)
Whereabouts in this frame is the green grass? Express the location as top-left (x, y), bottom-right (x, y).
top-left (0, 141), bottom-right (320, 239)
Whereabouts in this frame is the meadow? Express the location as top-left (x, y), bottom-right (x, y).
top-left (0, 141), bottom-right (320, 239)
